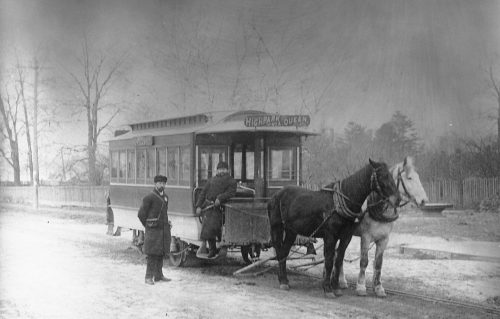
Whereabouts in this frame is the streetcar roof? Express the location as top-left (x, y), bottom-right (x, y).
top-left (109, 110), bottom-right (318, 141)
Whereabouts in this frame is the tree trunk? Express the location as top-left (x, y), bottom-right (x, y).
top-left (88, 143), bottom-right (97, 185)
top-left (24, 109), bottom-right (34, 184)
top-left (19, 65), bottom-right (34, 185)
top-left (10, 140), bottom-right (21, 185)
top-left (497, 95), bottom-right (500, 153)
top-left (87, 104), bottom-right (97, 185)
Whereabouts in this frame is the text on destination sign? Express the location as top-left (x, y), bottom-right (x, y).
top-left (244, 115), bottom-right (310, 127)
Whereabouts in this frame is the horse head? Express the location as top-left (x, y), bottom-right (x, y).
top-left (369, 158), bottom-right (401, 209)
top-left (392, 156), bottom-right (428, 208)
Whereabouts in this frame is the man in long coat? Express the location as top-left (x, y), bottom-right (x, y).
top-left (138, 175), bottom-right (171, 285)
top-left (195, 161), bottom-right (237, 258)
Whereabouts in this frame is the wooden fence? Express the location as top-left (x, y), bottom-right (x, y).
top-left (1, 178), bottom-right (499, 209)
top-left (304, 177), bottom-right (500, 209)
top-left (423, 177), bottom-right (500, 208)
top-left (0, 186), bottom-right (108, 209)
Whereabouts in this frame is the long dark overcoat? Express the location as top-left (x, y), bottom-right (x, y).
top-left (196, 173), bottom-right (237, 240)
top-left (138, 189), bottom-right (171, 256)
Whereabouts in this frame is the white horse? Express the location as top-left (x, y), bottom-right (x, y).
top-left (338, 156), bottom-right (428, 297)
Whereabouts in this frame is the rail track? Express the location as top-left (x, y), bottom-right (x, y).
top-left (231, 244), bottom-right (500, 316)
top-left (294, 270), bottom-right (500, 317)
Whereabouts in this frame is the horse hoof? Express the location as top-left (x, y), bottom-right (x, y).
top-left (279, 284), bottom-right (290, 290)
top-left (339, 281), bottom-right (349, 289)
top-left (356, 284), bottom-right (367, 296)
top-left (324, 292), bottom-right (336, 299)
top-left (374, 286), bottom-right (386, 298)
top-left (356, 288), bottom-right (367, 296)
top-left (333, 289), bottom-right (343, 297)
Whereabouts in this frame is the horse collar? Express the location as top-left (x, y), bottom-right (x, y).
top-left (331, 181), bottom-right (361, 221)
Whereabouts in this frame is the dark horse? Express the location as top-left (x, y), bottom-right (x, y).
top-left (267, 159), bottom-right (401, 297)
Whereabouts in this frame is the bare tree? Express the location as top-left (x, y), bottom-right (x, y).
top-left (66, 39), bottom-right (122, 185)
top-left (15, 57), bottom-right (34, 185)
top-left (488, 65), bottom-right (500, 152)
top-left (0, 90), bottom-right (22, 185)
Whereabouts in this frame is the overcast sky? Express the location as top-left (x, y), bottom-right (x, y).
top-left (1, 0), bottom-right (500, 180)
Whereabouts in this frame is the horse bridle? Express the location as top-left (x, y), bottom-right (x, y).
top-left (395, 168), bottom-right (413, 208)
top-left (368, 167), bottom-right (399, 209)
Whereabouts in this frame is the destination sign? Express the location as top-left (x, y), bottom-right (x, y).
top-left (244, 115), bottom-right (310, 127)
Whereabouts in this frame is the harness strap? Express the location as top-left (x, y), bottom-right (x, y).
top-left (331, 180), bottom-right (363, 220)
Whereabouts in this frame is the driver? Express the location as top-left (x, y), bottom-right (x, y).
top-left (195, 161), bottom-right (237, 258)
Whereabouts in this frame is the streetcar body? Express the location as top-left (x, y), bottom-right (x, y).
top-left (108, 110), bottom-right (316, 264)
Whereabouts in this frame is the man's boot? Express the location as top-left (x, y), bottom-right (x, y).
top-left (154, 256), bottom-right (171, 282)
top-left (207, 239), bottom-right (217, 258)
top-left (145, 255), bottom-right (155, 285)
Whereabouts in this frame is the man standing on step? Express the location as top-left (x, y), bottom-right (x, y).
top-left (195, 161), bottom-right (237, 258)
top-left (138, 175), bottom-right (172, 285)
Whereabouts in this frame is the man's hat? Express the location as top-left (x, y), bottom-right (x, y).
top-left (154, 175), bottom-right (168, 183)
top-left (216, 161), bottom-right (229, 170)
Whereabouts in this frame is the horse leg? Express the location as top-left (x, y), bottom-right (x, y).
top-left (356, 235), bottom-right (371, 296)
top-left (338, 260), bottom-right (348, 289)
top-left (332, 236), bottom-right (353, 296)
top-left (373, 237), bottom-right (389, 297)
top-left (277, 230), bottom-right (297, 290)
top-left (270, 223), bottom-right (288, 289)
top-left (322, 235), bottom-right (336, 297)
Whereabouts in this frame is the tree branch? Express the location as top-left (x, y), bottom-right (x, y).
top-left (96, 109), bottom-right (120, 138)
top-left (0, 147), bottom-right (14, 167)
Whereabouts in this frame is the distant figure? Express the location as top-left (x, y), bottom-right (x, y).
top-left (138, 175), bottom-right (171, 285)
top-left (105, 189), bottom-right (114, 236)
top-left (195, 161), bottom-right (237, 258)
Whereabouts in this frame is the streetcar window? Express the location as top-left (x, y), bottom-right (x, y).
top-left (146, 148), bottom-right (155, 183)
top-left (233, 152), bottom-right (242, 179)
top-left (167, 146), bottom-right (179, 184)
top-left (247, 152), bottom-right (255, 179)
top-left (269, 147), bottom-right (296, 180)
top-left (200, 150), bottom-right (209, 181)
top-left (119, 151), bottom-right (126, 180)
top-left (110, 151), bottom-right (118, 179)
top-left (179, 146), bottom-right (190, 186)
top-left (137, 149), bottom-right (146, 183)
top-left (156, 147), bottom-right (167, 176)
top-left (127, 149), bottom-right (135, 183)
top-left (233, 144), bottom-right (254, 181)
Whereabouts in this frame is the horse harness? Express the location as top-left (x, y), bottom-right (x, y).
top-left (366, 168), bottom-right (412, 223)
top-left (282, 169), bottom-right (388, 240)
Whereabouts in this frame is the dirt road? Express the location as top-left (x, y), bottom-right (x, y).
top-left (0, 206), bottom-right (497, 319)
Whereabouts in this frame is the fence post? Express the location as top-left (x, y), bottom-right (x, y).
top-left (459, 178), bottom-right (464, 208)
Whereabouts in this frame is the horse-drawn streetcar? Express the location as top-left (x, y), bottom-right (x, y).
top-left (108, 110), bottom-right (317, 266)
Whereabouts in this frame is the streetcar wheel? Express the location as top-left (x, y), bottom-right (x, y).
top-left (241, 244), bottom-right (261, 264)
top-left (168, 237), bottom-right (187, 267)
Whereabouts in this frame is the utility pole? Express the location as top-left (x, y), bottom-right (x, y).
top-left (33, 57), bottom-right (40, 209)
